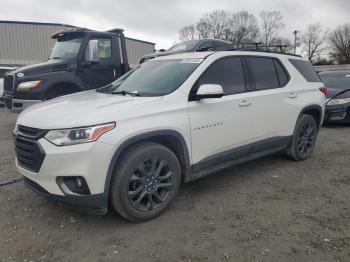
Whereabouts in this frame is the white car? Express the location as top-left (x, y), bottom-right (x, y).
top-left (14, 51), bottom-right (326, 221)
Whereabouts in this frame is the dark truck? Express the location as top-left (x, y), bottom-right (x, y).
top-left (3, 28), bottom-right (130, 112)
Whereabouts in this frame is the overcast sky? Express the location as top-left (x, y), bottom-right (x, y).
top-left (1, 0), bottom-right (349, 49)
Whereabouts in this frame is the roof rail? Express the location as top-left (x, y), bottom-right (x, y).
top-left (233, 42), bottom-right (302, 57)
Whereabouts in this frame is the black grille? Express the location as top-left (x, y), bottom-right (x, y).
top-left (3, 74), bottom-right (14, 95)
top-left (15, 125), bottom-right (46, 172)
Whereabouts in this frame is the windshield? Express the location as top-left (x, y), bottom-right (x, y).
top-left (167, 40), bottom-right (200, 52)
top-left (319, 73), bottom-right (350, 90)
top-left (101, 59), bottom-right (202, 96)
top-left (50, 36), bottom-right (83, 59)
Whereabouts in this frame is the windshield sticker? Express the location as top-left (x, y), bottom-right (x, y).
top-left (180, 58), bottom-right (203, 64)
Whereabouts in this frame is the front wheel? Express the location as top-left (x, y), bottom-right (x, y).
top-left (286, 114), bottom-right (318, 161)
top-left (110, 142), bottom-right (181, 222)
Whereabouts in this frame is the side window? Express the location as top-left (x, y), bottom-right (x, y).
top-left (289, 59), bottom-right (321, 82)
top-left (274, 60), bottom-right (289, 86)
top-left (197, 41), bottom-right (214, 51)
top-left (85, 38), bottom-right (112, 60)
top-left (247, 57), bottom-right (279, 90)
top-left (213, 41), bottom-right (229, 51)
top-left (197, 57), bottom-right (246, 95)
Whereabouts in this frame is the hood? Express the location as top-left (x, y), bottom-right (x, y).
top-left (17, 90), bottom-right (163, 129)
top-left (326, 87), bottom-right (350, 99)
top-left (9, 59), bottom-right (73, 77)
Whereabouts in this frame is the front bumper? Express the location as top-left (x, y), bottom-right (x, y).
top-left (24, 177), bottom-right (108, 215)
top-left (324, 103), bottom-right (350, 123)
top-left (4, 96), bottom-right (41, 112)
top-left (16, 138), bottom-right (115, 215)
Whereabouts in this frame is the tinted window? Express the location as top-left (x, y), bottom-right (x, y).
top-left (289, 59), bottom-right (321, 82)
top-left (213, 41), bottom-right (230, 51)
top-left (274, 60), bottom-right (289, 86)
top-left (197, 57), bottom-right (246, 95)
top-left (247, 58), bottom-right (279, 90)
top-left (198, 41), bottom-right (214, 51)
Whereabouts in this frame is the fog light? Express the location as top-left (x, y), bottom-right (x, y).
top-left (56, 176), bottom-right (91, 195)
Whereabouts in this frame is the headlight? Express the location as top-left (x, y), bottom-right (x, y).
top-left (45, 122), bottom-right (115, 146)
top-left (327, 98), bottom-right (350, 105)
top-left (17, 80), bottom-right (41, 91)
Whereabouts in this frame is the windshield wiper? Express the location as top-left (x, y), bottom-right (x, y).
top-left (112, 90), bottom-right (140, 96)
top-left (51, 57), bottom-right (62, 59)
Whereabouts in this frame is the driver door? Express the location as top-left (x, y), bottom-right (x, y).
top-left (188, 56), bottom-right (255, 171)
top-left (77, 36), bottom-right (117, 89)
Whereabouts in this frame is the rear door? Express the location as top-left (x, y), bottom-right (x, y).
top-left (188, 56), bottom-right (255, 170)
top-left (244, 56), bottom-right (296, 150)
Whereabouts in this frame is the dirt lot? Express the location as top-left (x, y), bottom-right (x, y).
top-left (0, 106), bottom-right (349, 262)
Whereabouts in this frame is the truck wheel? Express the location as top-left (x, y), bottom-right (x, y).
top-left (286, 114), bottom-right (318, 161)
top-left (110, 142), bottom-right (181, 222)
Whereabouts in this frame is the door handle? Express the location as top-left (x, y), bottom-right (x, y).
top-left (239, 99), bottom-right (252, 107)
top-left (289, 93), bottom-right (298, 99)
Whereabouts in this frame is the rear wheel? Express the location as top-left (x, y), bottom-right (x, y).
top-left (110, 142), bottom-right (181, 222)
top-left (286, 114), bottom-right (318, 161)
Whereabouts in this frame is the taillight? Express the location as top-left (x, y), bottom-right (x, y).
top-left (319, 87), bottom-right (328, 96)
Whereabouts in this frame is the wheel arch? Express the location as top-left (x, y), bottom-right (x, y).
top-left (299, 105), bottom-right (323, 128)
top-left (104, 130), bottom-right (191, 194)
top-left (43, 81), bottom-right (83, 98)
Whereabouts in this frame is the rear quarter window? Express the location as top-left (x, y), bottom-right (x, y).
top-left (289, 59), bottom-right (321, 82)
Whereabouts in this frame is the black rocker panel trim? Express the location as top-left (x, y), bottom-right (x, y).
top-left (192, 136), bottom-right (292, 174)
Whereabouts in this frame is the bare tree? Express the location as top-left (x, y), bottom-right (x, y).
top-left (196, 20), bottom-right (211, 39)
top-left (227, 11), bottom-right (260, 44)
top-left (178, 10), bottom-right (260, 44)
top-left (329, 24), bottom-right (350, 64)
top-left (179, 24), bottom-right (197, 41)
top-left (199, 10), bottom-right (230, 39)
top-left (259, 11), bottom-right (285, 47)
top-left (301, 23), bottom-right (328, 62)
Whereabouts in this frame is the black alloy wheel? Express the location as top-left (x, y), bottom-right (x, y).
top-left (286, 114), bottom-right (318, 161)
top-left (110, 142), bottom-right (181, 222)
top-left (127, 157), bottom-right (174, 212)
top-left (296, 121), bottom-right (316, 158)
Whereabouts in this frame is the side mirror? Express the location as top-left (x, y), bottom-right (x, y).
top-left (195, 84), bottom-right (224, 100)
top-left (84, 39), bottom-right (100, 65)
top-left (159, 49), bottom-right (166, 52)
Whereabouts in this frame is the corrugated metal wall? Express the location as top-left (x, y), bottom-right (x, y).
top-left (0, 23), bottom-right (67, 65)
top-left (0, 22), bottom-right (155, 67)
top-left (125, 38), bottom-right (155, 67)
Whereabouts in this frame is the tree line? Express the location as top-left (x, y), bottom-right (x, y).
top-left (178, 10), bottom-right (350, 65)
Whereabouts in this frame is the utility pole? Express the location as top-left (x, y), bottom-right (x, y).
top-left (293, 30), bottom-right (298, 55)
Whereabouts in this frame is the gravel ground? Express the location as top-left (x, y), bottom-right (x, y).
top-left (0, 106), bottom-right (349, 262)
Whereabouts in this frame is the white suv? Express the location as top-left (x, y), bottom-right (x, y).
top-left (14, 51), bottom-right (326, 221)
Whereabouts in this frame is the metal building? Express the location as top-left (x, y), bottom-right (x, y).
top-left (0, 21), bottom-right (155, 67)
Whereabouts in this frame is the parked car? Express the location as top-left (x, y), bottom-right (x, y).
top-left (139, 39), bottom-right (234, 63)
top-left (0, 66), bottom-right (17, 105)
top-left (3, 28), bottom-right (130, 112)
top-left (319, 71), bottom-right (350, 123)
top-left (14, 50), bottom-right (326, 221)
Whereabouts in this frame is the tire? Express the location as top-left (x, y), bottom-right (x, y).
top-left (110, 142), bottom-right (181, 222)
top-left (286, 114), bottom-right (318, 161)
